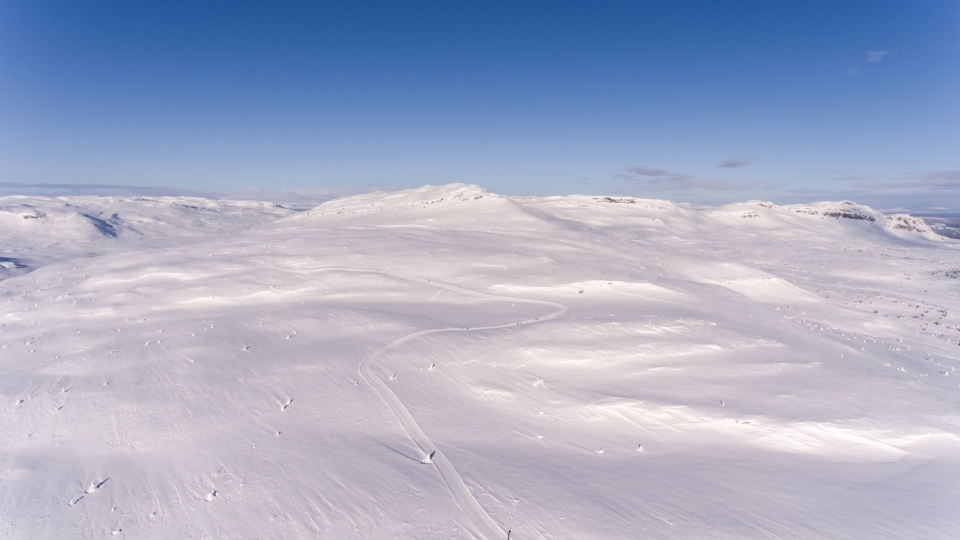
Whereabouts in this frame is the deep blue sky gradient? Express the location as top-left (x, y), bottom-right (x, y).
top-left (2, 1), bottom-right (958, 208)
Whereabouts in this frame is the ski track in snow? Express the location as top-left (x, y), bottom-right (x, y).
top-left (269, 263), bottom-right (567, 539)
top-left (3, 185), bottom-right (960, 538)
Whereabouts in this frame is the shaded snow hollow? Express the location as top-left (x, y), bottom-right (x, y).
top-left (1, 185), bottom-right (959, 539)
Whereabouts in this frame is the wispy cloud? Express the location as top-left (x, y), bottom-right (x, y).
top-left (775, 169), bottom-right (960, 213)
top-left (235, 181), bottom-right (415, 204)
top-left (0, 182), bottom-right (220, 198)
top-left (651, 177), bottom-right (747, 191)
top-left (867, 50), bottom-right (889, 62)
top-left (747, 179), bottom-right (778, 189)
top-left (843, 169), bottom-right (960, 192)
top-left (625, 166), bottom-right (673, 176)
top-left (833, 174), bottom-right (869, 182)
top-left (917, 169), bottom-right (960, 187)
top-left (617, 166), bottom-right (748, 191)
top-left (717, 158), bottom-right (751, 168)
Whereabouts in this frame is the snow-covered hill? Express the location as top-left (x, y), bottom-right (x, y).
top-left (2, 185), bottom-right (959, 539)
top-left (0, 196), bottom-right (294, 282)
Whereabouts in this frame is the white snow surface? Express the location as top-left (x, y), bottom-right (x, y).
top-left (2, 185), bottom-right (959, 539)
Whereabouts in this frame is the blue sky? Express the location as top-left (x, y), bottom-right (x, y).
top-left (2, 1), bottom-right (958, 209)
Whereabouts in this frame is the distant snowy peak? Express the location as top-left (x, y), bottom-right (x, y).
top-left (782, 201), bottom-right (942, 239)
top-left (282, 184), bottom-right (555, 232)
top-left (0, 186), bottom-right (946, 248)
top-left (281, 185), bottom-right (947, 242)
top-left (784, 200), bottom-right (882, 221)
top-left (530, 194), bottom-right (684, 210)
top-left (0, 203), bottom-right (119, 243)
top-left (0, 195), bottom-right (294, 250)
top-left (304, 183), bottom-right (491, 215)
top-left (519, 194), bottom-right (947, 242)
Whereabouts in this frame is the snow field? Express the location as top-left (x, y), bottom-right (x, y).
top-left (1, 184), bottom-right (959, 539)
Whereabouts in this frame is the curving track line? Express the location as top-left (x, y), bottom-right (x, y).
top-left (266, 263), bottom-right (566, 539)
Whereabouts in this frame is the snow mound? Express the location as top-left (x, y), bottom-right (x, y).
top-left (677, 261), bottom-right (824, 303)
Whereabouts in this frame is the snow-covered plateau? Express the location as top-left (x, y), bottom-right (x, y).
top-left (1, 184), bottom-right (959, 539)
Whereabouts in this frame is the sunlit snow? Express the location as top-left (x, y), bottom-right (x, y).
top-left (1, 185), bottom-right (959, 539)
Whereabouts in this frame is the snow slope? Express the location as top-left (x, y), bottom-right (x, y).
top-left (1, 185), bottom-right (959, 539)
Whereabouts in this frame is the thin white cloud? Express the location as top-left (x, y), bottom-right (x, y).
top-left (844, 169), bottom-right (960, 192)
top-left (915, 169), bottom-right (960, 191)
top-left (867, 50), bottom-right (889, 62)
top-left (0, 182), bottom-right (219, 198)
top-left (648, 177), bottom-right (747, 191)
top-left (235, 181), bottom-right (415, 203)
top-left (918, 169), bottom-right (960, 184)
top-left (625, 166), bottom-right (673, 177)
top-left (717, 158), bottom-right (751, 168)
top-left (618, 166), bottom-right (748, 191)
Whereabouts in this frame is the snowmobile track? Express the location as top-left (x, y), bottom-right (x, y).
top-left (269, 263), bottom-right (566, 539)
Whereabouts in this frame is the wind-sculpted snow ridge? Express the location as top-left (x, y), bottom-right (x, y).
top-left (2, 184), bottom-right (960, 539)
